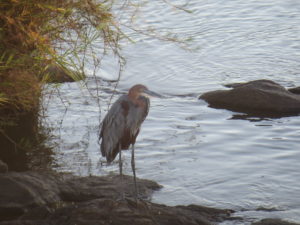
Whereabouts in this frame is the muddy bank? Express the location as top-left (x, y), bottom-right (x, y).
top-left (0, 171), bottom-right (233, 225)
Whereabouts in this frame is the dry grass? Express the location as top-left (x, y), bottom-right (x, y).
top-left (0, 0), bottom-right (120, 114)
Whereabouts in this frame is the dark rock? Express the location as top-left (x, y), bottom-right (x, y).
top-left (0, 160), bottom-right (8, 173)
top-left (0, 171), bottom-right (61, 221)
top-left (288, 87), bottom-right (300, 94)
top-left (252, 218), bottom-right (300, 225)
top-left (42, 64), bottom-right (85, 83)
top-left (199, 80), bottom-right (300, 117)
top-left (0, 171), bottom-right (234, 224)
top-left (48, 199), bottom-right (218, 225)
top-left (175, 204), bottom-right (234, 223)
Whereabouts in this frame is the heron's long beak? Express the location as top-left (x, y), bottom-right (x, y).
top-left (143, 89), bottom-right (161, 98)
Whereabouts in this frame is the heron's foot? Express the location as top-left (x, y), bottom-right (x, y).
top-left (119, 171), bottom-right (123, 180)
top-left (133, 184), bottom-right (139, 202)
top-left (126, 195), bottom-right (146, 208)
top-left (116, 192), bottom-right (126, 202)
top-left (116, 192), bottom-right (140, 202)
top-left (115, 192), bottom-right (145, 208)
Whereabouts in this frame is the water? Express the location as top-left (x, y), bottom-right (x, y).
top-left (45, 1), bottom-right (300, 224)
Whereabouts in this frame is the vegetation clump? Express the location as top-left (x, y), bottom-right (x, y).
top-left (0, 0), bottom-right (122, 167)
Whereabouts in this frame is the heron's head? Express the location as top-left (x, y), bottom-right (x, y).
top-left (128, 84), bottom-right (161, 99)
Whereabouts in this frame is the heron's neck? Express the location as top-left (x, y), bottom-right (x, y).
top-left (128, 91), bottom-right (139, 101)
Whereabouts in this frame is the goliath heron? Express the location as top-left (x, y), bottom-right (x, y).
top-left (99, 84), bottom-right (160, 199)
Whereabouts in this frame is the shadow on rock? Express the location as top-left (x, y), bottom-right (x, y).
top-left (199, 80), bottom-right (300, 118)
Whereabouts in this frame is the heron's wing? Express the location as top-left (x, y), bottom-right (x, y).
top-left (100, 95), bottom-right (129, 162)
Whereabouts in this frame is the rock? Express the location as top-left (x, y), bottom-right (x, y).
top-left (0, 171), bottom-right (234, 225)
top-left (252, 218), bottom-right (300, 225)
top-left (47, 199), bottom-right (232, 225)
top-left (288, 87), bottom-right (300, 94)
top-left (0, 160), bottom-right (8, 173)
top-left (199, 80), bottom-right (300, 117)
top-left (0, 171), bottom-right (61, 221)
top-left (42, 64), bottom-right (85, 83)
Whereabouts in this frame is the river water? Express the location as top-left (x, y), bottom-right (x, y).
top-left (45, 1), bottom-right (300, 224)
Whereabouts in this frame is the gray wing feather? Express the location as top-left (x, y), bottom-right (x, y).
top-left (100, 96), bottom-right (127, 162)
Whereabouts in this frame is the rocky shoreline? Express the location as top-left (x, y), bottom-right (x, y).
top-left (0, 165), bottom-right (299, 225)
top-left (0, 170), bottom-right (233, 225)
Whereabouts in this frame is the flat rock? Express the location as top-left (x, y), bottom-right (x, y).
top-left (0, 171), bottom-right (233, 225)
top-left (199, 80), bottom-right (300, 117)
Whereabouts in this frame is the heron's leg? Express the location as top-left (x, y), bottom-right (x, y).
top-left (119, 144), bottom-right (123, 177)
top-left (131, 144), bottom-right (138, 202)
top-left (118, 144), bottom-right (125, 201)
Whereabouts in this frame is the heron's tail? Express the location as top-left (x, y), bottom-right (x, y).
top-left (100, 141), bottom-right (117, 163)
top-left (100, 141), bottom-right (106, 157)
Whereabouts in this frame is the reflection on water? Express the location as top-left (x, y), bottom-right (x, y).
top-left (46, 1), bottom-right (300, 224)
